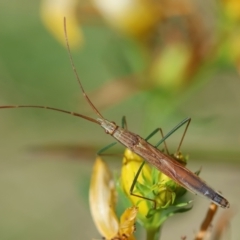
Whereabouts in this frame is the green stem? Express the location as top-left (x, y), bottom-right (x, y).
top-left (146, 226), bottom-right (162, 240)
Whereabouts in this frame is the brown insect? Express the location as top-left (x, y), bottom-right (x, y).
top-left (0, 18), bottom-right (230, 209)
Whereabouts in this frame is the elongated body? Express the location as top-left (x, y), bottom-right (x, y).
top-left (0, 18), bottom-right (229, 209)
top-left (98, 119), bottom-right (230, 208)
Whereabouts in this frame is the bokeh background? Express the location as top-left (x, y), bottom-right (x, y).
top-left (0, 0), bottom-right (239, 239)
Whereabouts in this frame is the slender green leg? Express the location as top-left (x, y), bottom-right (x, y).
top-left (175, 118), bottom-right (191, 154)
top-left (129, 125), bottom-right (168, 208)
top-left (97, 142), bottom-right (117, 155)
top-left (157, 117), bottom-right (191, 164)
top-left (155, 117), bottom-right (191, 149)
top-left (129, 117), bottom-right (191, 208)
top-left (122, 115), bottom-right (128, 130)
top-left (157, 118), bottom-right (191, 164)
top-left (118, 116), bottom-right (157, 207)
top-left (129, 126), bottom-right (170, 208)
top-left (129, 160), bottom-right (157, 209)
top-left (145, 128), bottom-right (169, 154)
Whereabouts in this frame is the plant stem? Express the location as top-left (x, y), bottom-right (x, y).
top-left (146, 226), bottom-right (162, 240)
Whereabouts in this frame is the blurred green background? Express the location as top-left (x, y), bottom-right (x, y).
top-left (0, 0), bottom-right (239, 239)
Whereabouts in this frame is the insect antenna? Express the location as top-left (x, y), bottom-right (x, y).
top-left (63, 17), bottom-right (104, 120)
top-left (0, 18), bottom-right (104, 126)
top-left (0, 105), bottom-right (100, 124)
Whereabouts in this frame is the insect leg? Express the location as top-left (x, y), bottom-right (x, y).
top-left (121, 116), bottom-right (128, 130)
top-left (128, 125), bottom-right (168, 209)
top-left (155, 117), bottom-right (191, 149)
top-left (121, 117), bottom-right (157, 207)
top-left (129, 160), bottom-right (157, 209)
top-left (145, 127), bottom-right (170, 154)
top-left (155, 117), bottom-right (191, 164)
top-left (97, 142), bottom-right (118, 155)
top-left (128, 118), bottom-right (191, 209)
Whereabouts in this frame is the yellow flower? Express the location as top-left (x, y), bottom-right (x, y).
top-left (221, 0), bottom-right (240, 22)
top-left (89, 157), bottom-right (138, 240)
top-left (40, 0), bottom-right (83, 49)
top-left (92, 0), bottom-right (162, 39)
top-left (121, 149), bottom-right (152, 218)
top-left (121, 148), bottom-right (188, 225)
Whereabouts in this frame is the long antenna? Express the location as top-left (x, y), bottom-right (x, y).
top-left (0, 18), bottom-right (103, 125)
top-left (63, 17), bottom-right (104, 119)
top-left (0, 105), bottom-right (100, 125)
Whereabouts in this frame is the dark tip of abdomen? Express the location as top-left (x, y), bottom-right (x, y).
top-left (213, 192), bottom-right (230, 208)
